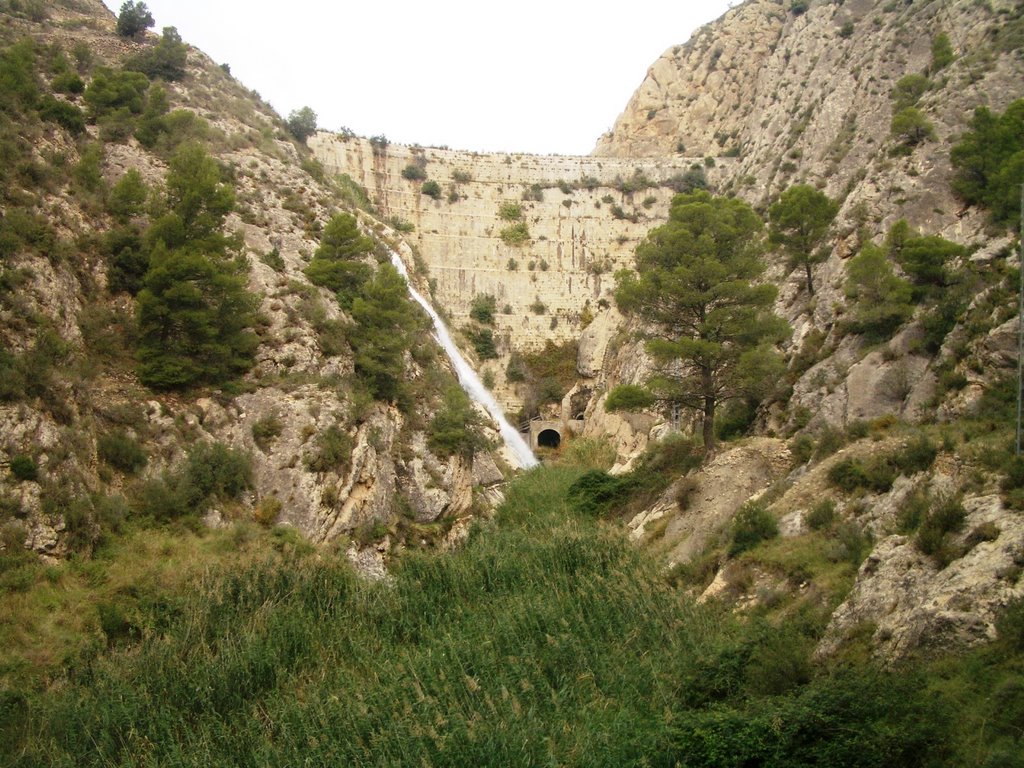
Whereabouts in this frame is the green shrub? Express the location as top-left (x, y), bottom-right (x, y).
top-left (604, 384), bottom-right (655, 412)
top-left (915, 495), bottom-right (966, 565)
top-left (665, 167), bottom-right (709, 193)
top-left (806, 498), bottom-right (836, 530)
top-left (51, 70), bottom-right (84, 95)
top-left (499, 222), bottom-right (530, 246)
top-left (427, 386), bottom-right (487, 458)
top-left (789, 434), bottom-right (814, 465)
top-left (400, 164), bottom-right (426, 181)
top-left (729, 501), bottom-right (778, 556)
top-left (9, 454), bottom-right (38, 482)
top-left (251, 413), bottom-right (283, 452)
top-left (498, 201), bottom-right (523, 220)
top-left (996, 597), bottom-right (1024, 652)
top-left (890, 73), bottom-right (932, 111)
top-left (98, 431), bottom-right (148, 474)
top-left (469, 293), bottom-right (496, 325)
top-left (254, 497), bottom-right (282, 527)
top-left (465, 327), bottom-right (497, 360)
top-left (83, 67), bottom-right (149, 119)
top-left (890, 229), bottom-right (965, 294)
top-left (260, 248), bottom-right (285, 272)
top-left (891, 435), bottom-right (937, 476)
top-left (124, 27), bottom-right (187, 82)
top-left (38, 96), bottom-right (84, 134)
top-left (134, 474), bottom-right (194, 521)
top-left (305, 425), bottom-right (353, 474)
top-left (828, 454), bottom-right (899, 494)
top-left (828, 459), bottom-right (869, 493)
top-left (566, 470), bottom-right (636, 517)
top-left (107, 169), bottom-right (149, 222)
top-left (0, 38), bottom-right (39, 116)
top-left (830, 523), bottom-right (870, 569)
top-left (506, 351), bottom-right (527, 382)
top-left (716, 399), bottom-right (758, 441)
top-left (930, 32), bottom-right (954, 72)
top-left (420, 180), bottom-right (441, 199)
top-left (896, 488), bottom-right (931, 533)
top-left (184, 442), bottom-right (253, 502)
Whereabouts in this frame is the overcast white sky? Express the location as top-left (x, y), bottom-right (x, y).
top-left (100, 1), bottom-right (735, 155)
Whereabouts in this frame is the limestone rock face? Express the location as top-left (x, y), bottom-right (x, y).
top-left (310, 136), bottom-right (697, 411)
top-left (577, 309), bottom-right (621, 379)
top-left (818, 495), bottom-right (1024, 660)
top-left (0, 1), bottom-right (506, 561)
top-left (628, 438), bottom-right (792, 564)
top-left (596, 0), bottom-right (1022, 231)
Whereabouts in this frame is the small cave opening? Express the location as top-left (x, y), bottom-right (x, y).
top-left (537, 429), bottom-right (561, 449)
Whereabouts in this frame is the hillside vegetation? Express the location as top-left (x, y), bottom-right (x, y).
top-left (3, 456), bottom-right (1023, 766)
top-left (0, 0), bottom-right (499, 571)
top-left (1, 1), bottom-right (1024, 763)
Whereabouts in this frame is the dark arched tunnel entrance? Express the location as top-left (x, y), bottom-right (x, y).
top-left (537, 429), bottom-right (561, 449)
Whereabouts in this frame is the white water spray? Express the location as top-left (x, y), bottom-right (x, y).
top-left (389, 251), bottom-right (539, 469)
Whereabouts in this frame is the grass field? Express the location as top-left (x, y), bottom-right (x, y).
top-left (1, 463), bottom-right (1021, 766)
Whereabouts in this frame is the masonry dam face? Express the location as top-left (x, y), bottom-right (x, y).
top-left (310, 135), bottom-right (699, 412)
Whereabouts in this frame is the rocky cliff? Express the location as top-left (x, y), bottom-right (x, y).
top-left (312, 0), bottom-right (1024, 659)
top-left (311, 135), bottom-right (715, 412)
top-left (0, 0), bottom-right (503, 566)
top-left (587, 0), bottom-right (1024, 659)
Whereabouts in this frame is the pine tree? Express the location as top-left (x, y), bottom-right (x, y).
top-left (135, 143), bottom-right (256, 389)
top-left (304, 212), bottom-right (374, 308)
top-left (349, 264), bottom-right (426, 403)
top-left (613, 191), bottom-right (789, 451)
top-left (769, 184), bottom-right (838, 296)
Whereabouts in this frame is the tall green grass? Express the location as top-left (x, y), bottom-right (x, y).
top-left (2, 466), bottom-right (1015, 766)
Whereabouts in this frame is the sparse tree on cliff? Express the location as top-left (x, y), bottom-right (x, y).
top-left (612, 191), bottom-right (789, 452)
top-left (769, 184), bottom-right (838, 296)
top-left (287, 106), bottom-right (318, 143)
top-left (304, 212), bottom-right (374, 309)
top-left (136, 143), bottom-right (257, 389)
top-left (116, 1), bottom-right (154, 38)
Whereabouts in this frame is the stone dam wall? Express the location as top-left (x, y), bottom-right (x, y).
top-left (310, 135), bottom-right (705, 356)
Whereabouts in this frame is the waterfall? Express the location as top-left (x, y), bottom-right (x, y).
top-left (389, 251), bottom-right (539, 469)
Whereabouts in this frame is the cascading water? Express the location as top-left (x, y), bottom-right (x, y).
top-left (389, 251), bottom-right (539, 469)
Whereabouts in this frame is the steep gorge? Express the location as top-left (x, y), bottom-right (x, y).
top-left (312, 0), bottom-right (1024, 660)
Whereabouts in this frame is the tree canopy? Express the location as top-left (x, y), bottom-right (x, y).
top-left (115, 1), bottom-right (154, 38)
top-left (768, 184), bottom-right (838, 296)
top-left (304, 212), bottom-right (374, 308)
top-left (135, 143), bottom-right (257, 389)
top-left (844, 242), bottom-right (913, 340)
top-left (287, 107), bottom-right (318, 143)
top-left (613, 191), bottom-right (789, 451)
top-left (349, 264), bottom-right (426, 403)
top-left (124, 27), bottom-right (187, 82)
top-left (951, 99), bottom-right (1024, 227)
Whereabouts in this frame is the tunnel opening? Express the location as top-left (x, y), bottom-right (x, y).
top-left (537, 429), bottom-right (561, 449)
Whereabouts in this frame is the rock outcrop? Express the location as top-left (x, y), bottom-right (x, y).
top-left (0, 0), bottom-right (503, 564)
